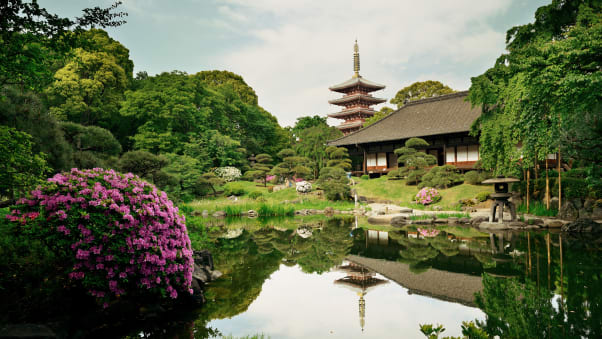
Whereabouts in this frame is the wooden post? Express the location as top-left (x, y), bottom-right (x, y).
top-left (545, 158), bottom-right (550, 209)
top-left (527, 168), bottom-right (531, 214)
top-left (362, 147), bottom-right (367, 174)
top-left (558, 149), bottom-right (562, 211)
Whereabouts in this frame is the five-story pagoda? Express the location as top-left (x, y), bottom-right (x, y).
top-left (328, 41), bottom-right (386, 135)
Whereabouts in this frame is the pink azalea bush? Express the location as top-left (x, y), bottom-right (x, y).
top-left (6, 168), bottom-right (194, 306)
top-left (417, 228), bottom-right (440, 238)
top-left (414, 187), bottom-right (441, 205)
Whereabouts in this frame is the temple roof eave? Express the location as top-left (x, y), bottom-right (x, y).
top-left (328, 94), bottom-right (387, 106)
top-left (329, 76), bottom-right (386, 93)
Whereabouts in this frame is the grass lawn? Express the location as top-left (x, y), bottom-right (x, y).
top-left (185, 181), bottom-right (357, 215)
top-left (353, 176), bottom-right (494, 210)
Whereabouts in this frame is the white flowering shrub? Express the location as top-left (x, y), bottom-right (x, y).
top-left (296, 181), bottom-right (312, 193)
top-left (214, 166), bottom-right (242, 182)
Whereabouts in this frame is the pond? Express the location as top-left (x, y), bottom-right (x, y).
top-left (4, 215), bottom-right (602, 338)
top-left (185, 216), bottom-right (602, 339)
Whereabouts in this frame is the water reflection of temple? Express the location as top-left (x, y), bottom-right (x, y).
top-left (334, 261), bottom-right (389, 332)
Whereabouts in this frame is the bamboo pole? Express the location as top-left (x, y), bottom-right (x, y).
top-left (558, 150), bottom-right (562, 211)
top-left (527, 168), bottom-right (531, 214)
top-left (545, 158), bottom-right (550, 209)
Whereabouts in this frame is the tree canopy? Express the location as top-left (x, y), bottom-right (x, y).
top-left (390, 81), bottom-right (455, 109)
top-left (468, 0), bottom-right (602, 175)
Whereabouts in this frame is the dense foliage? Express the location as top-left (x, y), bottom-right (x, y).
top-left (6, 168), bottom-right (194, 306)
top-left (390, 81), bottom-right (455, 109)
top-left (420, 165), bottom-right (463, 189)
top-left (468, 0), bottom-right (602, 176)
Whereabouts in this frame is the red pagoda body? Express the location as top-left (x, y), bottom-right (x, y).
top-left (328, 41), bottom-right (386, 135)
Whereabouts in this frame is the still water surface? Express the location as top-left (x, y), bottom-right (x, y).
top-left (187, 216), bottom-right (602, 339)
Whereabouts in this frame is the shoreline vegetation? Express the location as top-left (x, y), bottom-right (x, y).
top-left (184, 178), bottom-right (494, 217)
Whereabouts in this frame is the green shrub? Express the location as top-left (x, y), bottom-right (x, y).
top-left (479, 171), bottom-right (493, 183)
top-left (223, 183), bottom-right (246, 196)
top-left (476, 191), bottom-right (490, 202)
top-left (565, 168), bottom-right (587, 178)
top-left (420, 165), bottom-right (463, 189)
top-left (386, 168), bottom-right (404, 180)
top-left (464, 171), bottom-right (481, 185)
top-left (317, 167), bottom-right (350, 201)
top-left (248, 191), bottom-right (263, 200)
top-left (360, 174), bottom-right (370, 180)
top-left (553, 177), bottom-right (588, 200)
top-left (267, 186), bottom-right (274, 193)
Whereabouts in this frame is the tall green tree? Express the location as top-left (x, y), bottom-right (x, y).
top-left (363, 106), bottom-right (394, 128)
top-left (390, 81), bottom-right (455, 109)
top-left (0, 126), bottom-right (50, 203)
top-left (325, 146), bottom-right (352, 171)
top-left (468, 0), bottom-right (602, 175)
top-left (244, 153), bottom-right (273, 187)
top-left (0, 0), bottom-right (127, 92)
top-left (271, 148), bottom-right (311, 182)
top-left (294, 123), bottom-right (342, 178)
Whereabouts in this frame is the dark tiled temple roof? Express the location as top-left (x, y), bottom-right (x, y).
top-left (328, 91), bottom-right (480, 146)
top-left (329, 76), bottom-right (386, 93)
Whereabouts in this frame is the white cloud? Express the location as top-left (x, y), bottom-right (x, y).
top-left (210, 0), bottom-right (517, 127)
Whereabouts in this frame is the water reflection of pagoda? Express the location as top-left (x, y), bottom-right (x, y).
top-left (334, 261), bottom-right (388, 332)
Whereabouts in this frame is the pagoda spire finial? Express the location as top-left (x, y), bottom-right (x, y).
top-left (353, 39), bottom-right (360, 78)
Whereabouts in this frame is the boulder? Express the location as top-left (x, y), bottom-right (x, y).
top-left (399, 207), bottom-right (413, 213)
top-left (584, 198), bottom-right (595, 210)
top-left (210, 270), bottom-right (223, 280)
top-left (459, 217), bottom-right (471, 224)
top-left (434, 218), bottom-right (448, 224)
top-left (324, 207), bottom-right (334, 215)
top-left (412, 219), bottom-right (433, 225)
top-left (190, 210), bottom-right (202, 216)
top-left (247, 210), bottom-right (258, 218)
top-left (593, 207), bottom-right (602, 220)
top-left (212, 210), bottom-right (226, 218)
top-left (546, 220), bottom-right (564, 228)
top-left (527, 218), bottom-right (544, 226)
top-left (559, 202), bottom-right (578, 221)
top-left (471, 216), bottom-right (488, 225)
top-left (202, 210), bottom-right (209, 217)
top-left (478, 222), bottom-right (511, 230)
top-left (579, 209), bottom-right (592, 219)
top-left (0, 324), bottom-right (56, 339)
top-left (390, 216), bottom-right (408, 227)
top-left (433, 206), bottom-right (443, 211)
top-left (448, 217), bottom-right (459, 224)
top-left (561, 218), bottom-right (602, 233)
top-left (550, 197), bottom-right (559, 210)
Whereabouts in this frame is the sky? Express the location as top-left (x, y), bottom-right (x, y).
top-left (40, 0), bottom-right (550, 128)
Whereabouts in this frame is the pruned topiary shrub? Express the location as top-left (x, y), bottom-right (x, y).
top-left (5, 168), bottom-right (194, 308)
top-left (464, 171), bottom-right (481, 185)
top-left (360, 174), bottom-right (370, 180)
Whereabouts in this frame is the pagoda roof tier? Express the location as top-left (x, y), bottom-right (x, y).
top-left (335, 120), bottom-right (364, 130)
top-left (328, 93), bottom-right (386, 106)
top-left (329, 76), bottom-right (386, 93)
top-left (327, 107), bottom-right (377, 119)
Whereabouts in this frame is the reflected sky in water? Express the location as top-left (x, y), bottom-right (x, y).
top-left (208, 263), bottom-right (484, 338)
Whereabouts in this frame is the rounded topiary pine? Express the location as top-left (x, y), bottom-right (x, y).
top-left (6, 168), bottom-right (194, 307)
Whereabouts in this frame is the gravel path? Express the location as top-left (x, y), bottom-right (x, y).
top-left (347, 255), bottom-right (483, 307)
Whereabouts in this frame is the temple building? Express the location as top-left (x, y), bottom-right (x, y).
top-left (328, 91), bottom-right (483, 175)
top-left (327, 41), bottom-right (386, 135)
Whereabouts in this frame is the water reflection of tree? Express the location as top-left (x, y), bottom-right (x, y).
top-left (296, 217), bottom-right (354, 274)
top-left (396, 236), bottom-right (439, 274)
top-left (474, 235), bottom-right (602, 339)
